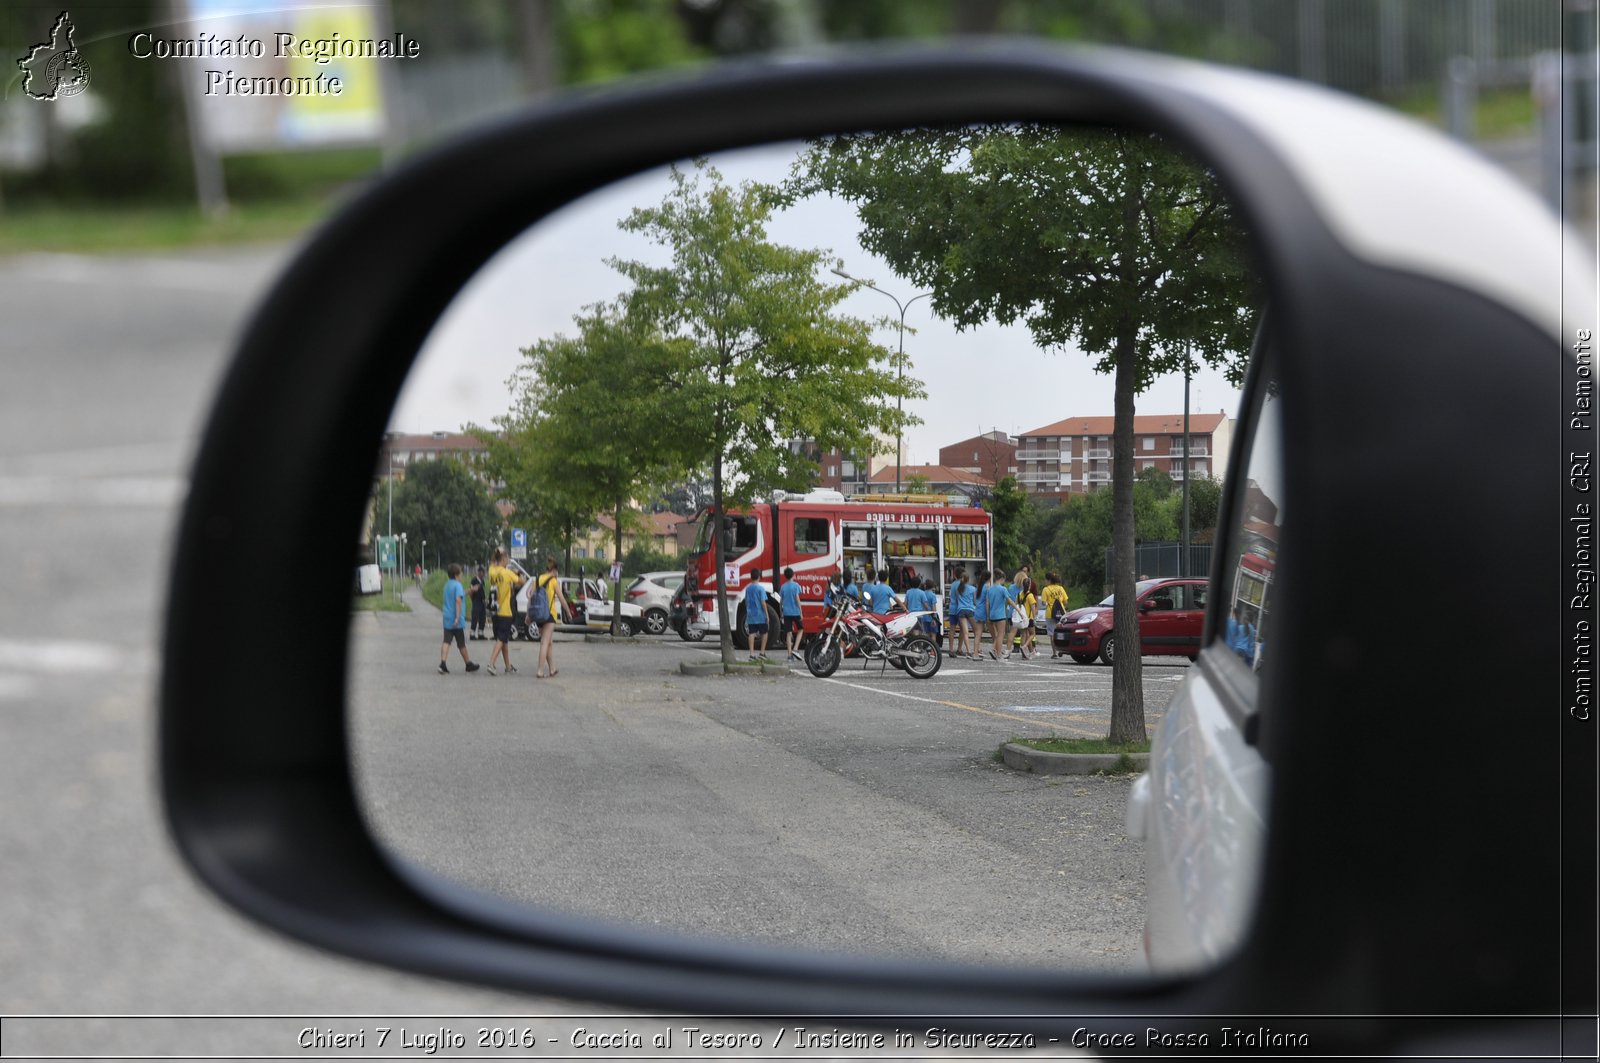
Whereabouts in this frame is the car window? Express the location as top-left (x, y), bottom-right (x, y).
top-left (661, 574), bottom-right (683, 590)
top-left (1216, 365), bottom-right (1282, 679)
top-left (793, 516), bottom-right (829, 555)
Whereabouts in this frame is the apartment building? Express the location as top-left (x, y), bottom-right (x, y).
top-left (788, 439), bottom-right (893, 497)
top-left (572, 512), bottom-right (690, 562)
top-left (377, 430), bottom-right (492, 481)
top-left (937, 431), bottom-right (1017, 485)
top-left (1013, 412), bottom-right (1233, 496)
top-left (866, 464), bottom-right (993, 500)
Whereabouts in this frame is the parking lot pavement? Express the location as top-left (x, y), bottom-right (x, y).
top-left (674, 640), bottom-right (1187, 740)
top-left (350, 616), bottom-right (1159, 975)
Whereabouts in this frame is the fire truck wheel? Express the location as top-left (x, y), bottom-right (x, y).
top-left (675, 621), bottom-right (706, 643)
top-left (731, 603), bottom-right (750, 651)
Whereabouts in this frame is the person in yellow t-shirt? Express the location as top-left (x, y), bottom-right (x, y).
top-left (1040, 572), bottom-right (1071, 658)
top-left (485, 547), bottom-right (523, 676)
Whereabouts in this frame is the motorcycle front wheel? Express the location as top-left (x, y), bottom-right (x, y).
top-left (805, 636), bottom-right (842, 678)
top-left (901, 635), bottom-right (942, 679)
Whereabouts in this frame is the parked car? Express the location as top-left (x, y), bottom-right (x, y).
top-left (560, 576), bottom-right (643, 636)
top-left (1052, 577), bottom-right (1208, 665)
top-left (502, 567), bottom-right (643, 637)
top-left (624, 570), bottom-right (683, 635)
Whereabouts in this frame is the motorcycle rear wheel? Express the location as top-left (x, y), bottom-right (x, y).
top-left (901, 635), bottom-right (942, 679)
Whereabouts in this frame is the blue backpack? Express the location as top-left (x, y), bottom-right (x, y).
top-left (529, 575), bottom-right (553, 624)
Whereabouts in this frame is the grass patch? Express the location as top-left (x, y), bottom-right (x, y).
top-left (353, 577), bottom-right (410, 612)
top-left (0, 200), bottom-right (330, 254)
top-left (1008, 735), bottom-right (1152, 755)
top-left (1386, 85), bottom-right (1537, 138)
top-left (421, 569), bottom-right (447, 611)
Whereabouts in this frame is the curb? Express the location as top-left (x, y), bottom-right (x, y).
top-left (583, 633), bottom-right (645, 645)
top-left (678, 660), bottom-right (794, 678)
top-left (1000, 743), bottom-right (1149, 775)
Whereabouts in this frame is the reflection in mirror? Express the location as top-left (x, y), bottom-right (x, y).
top-left (350, 125), bottom-right (1262, 973)
top-left (1219, 377), bottom-right (1281, 677)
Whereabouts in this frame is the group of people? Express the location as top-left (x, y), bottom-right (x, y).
top-left (739, 566), bottom-right (805, 662)
top-left (939, 566), bottom-right (1071, 661)
top-left (810, 564), bottom-right (1073, 664)
top-left (438, 548), bottom-right (574, 678)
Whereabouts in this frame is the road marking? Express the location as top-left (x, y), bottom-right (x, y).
top-left (0, 475), bottom-right (186, 508)
top-left (819, 675), bottom-right (1106, 736)
top-left (0, 638), bottom-right (142, 674)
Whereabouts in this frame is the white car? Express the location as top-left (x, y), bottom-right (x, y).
top-left (623, 570), bottom-right (684, 635)
top-left (508, 566), bottom-right (644, 637)
top-left (559, 576), bottom-right (643, 636)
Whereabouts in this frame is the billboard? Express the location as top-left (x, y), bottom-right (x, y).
top-left (172, 0), bottom-right (403, 153)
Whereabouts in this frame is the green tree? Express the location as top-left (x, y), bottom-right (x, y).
top-left (483, 305), bottom-right (698, 634)
top-left (985, 474), bottom-right (1031, 574)
top-left (789, 124), bottom-right (1256, 741)
top-left (612, 161), bottom-right (920, 665)
top-left (388, 458), bottom-right (502, 573)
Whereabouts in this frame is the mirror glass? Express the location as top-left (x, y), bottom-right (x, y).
top-left (349, 126), bottom-right (1263, 973)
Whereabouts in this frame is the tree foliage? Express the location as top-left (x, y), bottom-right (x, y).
top-left (388, 457), bottom-right (503, 571)
top-left (789, 124), bottom-right (1256, 742)
top-left (985, 475), bottom-right (1031, 575)
top-left (610, 161), bottom-right (920, 663)
top-left (478, 305), bottom-right (699, 632)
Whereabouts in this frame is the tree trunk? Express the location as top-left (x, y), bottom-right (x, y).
top-left (611, 496), bottom-right (624, 636)
top-left (1108, 331), bottom-right (1147, 744)
top-left (712, 453), bottom-right (735, 667)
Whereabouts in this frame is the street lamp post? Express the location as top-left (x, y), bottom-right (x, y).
top-left (422, 539), bottom-right (428, 577)
top-left (831, 267), bottom-right (931, 493)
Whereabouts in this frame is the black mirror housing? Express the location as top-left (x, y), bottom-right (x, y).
top-left (159, 41), bottom-right (1595, 1051)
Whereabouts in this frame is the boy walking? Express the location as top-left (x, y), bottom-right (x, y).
top-left (485, 547), bottom-right (522, 675)
top-left (438, 564), bottom-right (480, 674)
top-left (743, 569), bottom-right (771, 661)
top-left (779, 567), bottom-right (803, 660)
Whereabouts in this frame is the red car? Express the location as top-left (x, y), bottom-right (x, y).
top-left (1052, 577), bottom-right (1209, 664)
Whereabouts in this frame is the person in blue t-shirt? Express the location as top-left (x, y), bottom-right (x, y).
top-left (865, 568), bottom-right (896, 614)
top-left (1227, 603), bottom-right (1257, 665)
top-left (438, 563), bottom-right (480, 675)
top-left (743, 569), bottom-right (771, 661)
top-left (954, 569), bottom-right (979, 659)
top-left (982, 571), bottom-right (1013, 659)
top-left (778, 566), bottom-right (804, 660)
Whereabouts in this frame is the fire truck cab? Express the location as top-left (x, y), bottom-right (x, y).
top-left (672, 488), bottom-right (994, 649)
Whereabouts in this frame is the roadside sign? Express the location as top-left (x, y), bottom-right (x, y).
top-left (376, 535), bottom-right (397, 569)
top-left (609, 562), bottom-right (622, 582)
top-left (511, 527), bottom-right (527, 560)
top-left (724, 563), bottom-right (740, 586)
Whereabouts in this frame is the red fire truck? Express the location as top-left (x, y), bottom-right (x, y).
top-left (670, 489), bottom-right (994, 648)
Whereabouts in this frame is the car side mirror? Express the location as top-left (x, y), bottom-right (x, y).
top-left (1139, 598), bottom-right (1156, 612)
top-left (159, 40), bottom-right (1595, 1049)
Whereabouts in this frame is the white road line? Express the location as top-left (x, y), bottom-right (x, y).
top-left (0, 476), bottom-right (186, 508)
top-left (0, 638), bottom-right (145, 674)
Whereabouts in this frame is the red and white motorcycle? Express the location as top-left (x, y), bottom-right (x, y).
top-left (804, 594), bottom-right (942, 679)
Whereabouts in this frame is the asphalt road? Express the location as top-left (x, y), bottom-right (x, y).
top-left (353, 592), bottom-right (1178, 974)
top-left (0, 247), bottom-right (560, 1025)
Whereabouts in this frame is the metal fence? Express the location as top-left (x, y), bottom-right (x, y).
top-left (1105, 542), bottom-right (1216, 583)
top-left (1170, 0), bottom-right (1563, 98)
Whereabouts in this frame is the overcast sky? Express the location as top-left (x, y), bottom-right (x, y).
top-left (390, 140), bottom-right (1245, 464)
